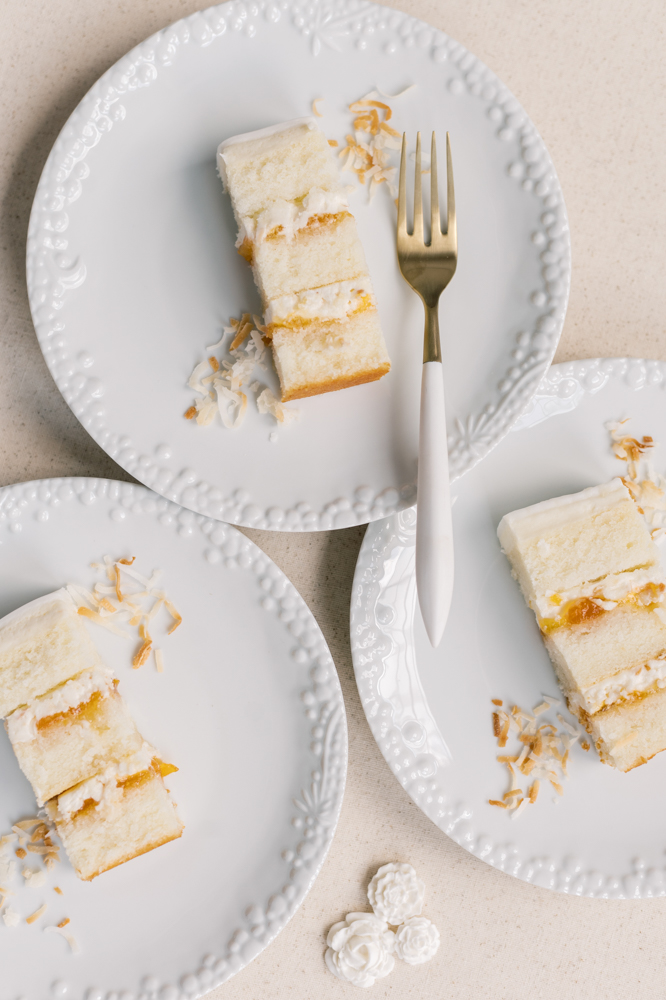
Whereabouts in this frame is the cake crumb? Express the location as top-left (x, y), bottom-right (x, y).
top-left (3, 907), bottom-right (19, 927)
top-left (491, 698), bottom-right (503, 706)
top-left (22, 868), bottom-right (46, 888)
top-left (15, 848), bottom-right (26, 859)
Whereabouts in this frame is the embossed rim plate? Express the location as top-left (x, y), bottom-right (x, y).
top-left (0, 477), bottom-right (347, 997)
top-left (26, 0), bottom-right (570, 532)
top-left (351, 358), bottom-right (666, 899)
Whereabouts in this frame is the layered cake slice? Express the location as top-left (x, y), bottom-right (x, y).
top-left (0, 589), bottom-right (104, 718)
top-left (5, 667), bottom-right (143, 805)
top-left (46, 746), bottom-right (183, 880)
top-left (218, 118), bottom-right (391, 400)
top-left (498, 478), bottom-right (666, 770)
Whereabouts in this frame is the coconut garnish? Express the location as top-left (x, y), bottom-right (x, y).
top-left (185, 314), bottom-right (299, 434)
top-left (607, 419), bottom-right (666, 540)
top-left (72, 555), bottom-right (182, 673)
top-left (489, 699), bottom-right (581, 817)
top-left (339, 89), bottom-right (407, 200)
top-left (45, 922), bottom-right (80, 953)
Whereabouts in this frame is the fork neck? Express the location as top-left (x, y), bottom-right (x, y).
top-left (423, 301), bottom-right (442, 364)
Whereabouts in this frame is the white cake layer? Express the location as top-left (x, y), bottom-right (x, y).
top-left (253, 212), bottom-right (368, 303)
top-left (589, 685), bottom-right (666, 771)
top-left (7, 681), bottom-right (143, 806)
top-left (545, 604), bottom-right (666, 698)
top-left (48, 761), bottom-right (183, 881)
top-left (0, 589), bottom-right (105, 718)
top-left (534, 565), bottom-right (666, 621)
top-left (265, 279), bottom-right (373, 327)
top-left (497, 479), bottom-right (658, 605)
top-left (218, 119), bottom-right (343, 220)
top-left (272, 309), bottom-right (391, 402)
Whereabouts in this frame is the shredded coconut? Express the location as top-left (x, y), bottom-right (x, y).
top-left (185, 313), bottom-right (298, 433)
top-left (338, 89), bottom-right (410, 201)
top-left (489, 699), bottom-right (580, 817)
top-left (73, 556), bottom-right (181, 673)
top-left (45, 923), bottom-right (80, 953)
top-left (607, 419), bottom-right (666, 538)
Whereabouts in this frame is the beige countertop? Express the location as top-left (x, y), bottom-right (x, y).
top-left (2, 1), bottom-right (666, 996)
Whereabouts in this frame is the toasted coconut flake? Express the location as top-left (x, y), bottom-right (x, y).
top-left (488, 799), bottom-right (508, 809)
top-left (14, 819), bottom-right (40, 832)
top-left (154, 648), bottom-right (165, 673)
top-left (328, 139), bottom-right (338, 147)
top-left (132, 640), bottom-right (152, 669)
top-left (312, 98), bottom-right (324, 116)
top-left (26, 903), bottom-right (47, 925)
top-left (491, 699), bottom-right (503, 706)
top-left (26, 845), bottom-right (52, 855)
top-left (550, 779), bottom-right (564, 796)
top-left (163, 598), bottom-right (182, 634)
top-left (511, 798), bottom-right (529, 821)
top-left (257, 388), bottom-right (300, 426)
top-left (54, 886), bottom-right (63, 895)
top-left (15, 848), bottom-right (26, 859)
top-left (45, 923), bottom-right (80, 953)
top-left (532, 701), bottom-right (550, 717)
top-left (77, 606), bottom-right (130, 639)
top-left (528, 781), bottom-right (540, 804)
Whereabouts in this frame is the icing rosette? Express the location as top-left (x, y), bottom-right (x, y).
top-left (394, 916), bottom-right (440, 965)
top-left (325, 912), bottom-right (395, 988)
top-left (367, 862), bottom-right (425, 924)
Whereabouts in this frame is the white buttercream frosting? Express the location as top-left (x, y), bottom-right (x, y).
top-left (535, 566), bottom-right (666, 620)
top-left (237, 187), bottom-right (349, 247)
top-left (393, 917), bottom-right (440, 965)
top-left (6, 667), bottom-right (115, 744)
top-left (573, 655), bottom-right (666, 715)
top-left (57, 743), bottom-right (156, 820)
top-left (265, 279), bottom-right (371, 326)
top-left (325, 912), bottom-right (395, 988)
top-left (367, 863), bottom-right (425, 925)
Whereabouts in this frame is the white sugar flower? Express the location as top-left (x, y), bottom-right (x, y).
top-left (394, 916), bottom-right (440, 965)
top-left (367, 862), bottom-right (425, 924)
top-left (325, 912), bottom-right (395, 988)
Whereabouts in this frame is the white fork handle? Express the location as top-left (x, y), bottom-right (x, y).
top-left (416, 360), bottom-right (454, 647)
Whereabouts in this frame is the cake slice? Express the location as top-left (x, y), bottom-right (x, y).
top-left (5, 667), bottom-right (143, 805)
top-left (46, 746), bottom-right (183, 880)
top-left (498, 479), bottom-right (666, 770)
top-left (218, 118), bottom-right (391, 400)
top-left (0, 589), bottom-right (104, 718)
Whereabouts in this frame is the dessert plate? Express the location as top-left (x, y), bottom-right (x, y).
top-left (26, 0), bottom-right (570, 532)
top-left (351, 358), bottom-right (666, 899)
top-left (0, 478), bottom-right (346, 997)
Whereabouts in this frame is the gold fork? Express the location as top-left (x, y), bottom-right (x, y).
top-left (397, 132), bottom-right (458, 647)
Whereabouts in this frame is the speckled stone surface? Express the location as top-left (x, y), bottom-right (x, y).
top-left (1, 1), bottom-right (666, 997)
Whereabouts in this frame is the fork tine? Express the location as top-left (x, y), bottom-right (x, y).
top-left (413, 132), bottom-right (423, 242)
top-left (430, 132), bottom-right (440, 239)
top-left (397, 133), bottom-right (407, 235)
top-left (446, 132), bottom-right (456, 244)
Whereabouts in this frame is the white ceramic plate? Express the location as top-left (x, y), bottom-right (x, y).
top-left (0, 478), bottom-right (346, 998)
top-left (351, 358), bottom-right (666, 899)
top-left (26, 0), bottom-right (570, 532)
